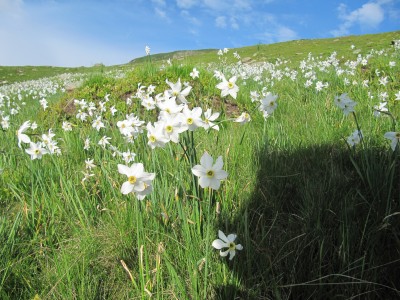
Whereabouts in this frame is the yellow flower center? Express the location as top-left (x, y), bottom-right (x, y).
top-left (149, 135), bottom-right (156, 142)
top-left (206, 170), bottom-right (214, 177)
top-left (34, 149), bottom-right (40, 154)
top-left (228, 242), bottom-right (236, 250)
top-left (228, 82), bottom-right (234, 89)
top-left (166, 125), bottom-right (173, 133)
top-left (187, 118), bottom-right (193, 125)
top-left (173, 91), bottom-right (179, 96)
top-left (128, 176), bottom-right (137, 184)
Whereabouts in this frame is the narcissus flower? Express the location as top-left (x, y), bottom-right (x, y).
top-left (118, 163), bottom-right (155, 200)
top-left (212, 230), bottom-right (243, 260)
top-left (347, 130), bottom-right (363, 146)
top-left (259, 92), bottom-right (278, 119)
top-left (334, 93), bottom-right (356, 116)
top-left (234, 112), bottom-right (251, 124)
top-left (17, 120), bottom-right (31, 148)
top-left (216, 75), bottom-right (239, 99)
top-left (191, 152), bottom-right (228, 190)
top-left (25, 142), bottom-right (48, 160)
top-left (384, 132), bottom-right (400, 151)
top-left (190, 68), bottom-right (199, 79)
top-left (166, 78), bottom-right (192, 104)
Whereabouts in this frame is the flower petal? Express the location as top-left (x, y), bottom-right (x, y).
top-left (121, 181), bottom-right (134, 194)
top-left (199, 176), bottom-right (211, 189)
top-left (215, 169), bottom-right (228, 180)
top-left (209, 178), bottom-right (221, 190)
top-left (227, 233), bottom-right (237, 242)
top-left (118, 164), bottom-right (132, 176)
top-left (214, 156), bottom-right (224, 171)
top-left (192, 165), bottom-right (206, 177)
top-left (220, 249), bottom-right (229, 257)
top-left (218, 230), bottom-right (229, 243)
top-left (200, 152), bottom-right (213, 169)
top-left (228, 250), bottom-right (236, 260)
top-left (236, 244), bottom-right (243, 250)
top-left (212, 239), bottom-right (226, 250)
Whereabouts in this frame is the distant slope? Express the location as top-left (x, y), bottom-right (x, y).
top-left (130, 30), bottom-right (400, 66)
top-left (129, 49), bottom-right (217, 64)
top-left (1, 30), bottom-right (399, 85)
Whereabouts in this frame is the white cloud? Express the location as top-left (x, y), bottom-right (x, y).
top-left (181, 10), bottom-right (201, 26)
top-left (230, 17), bottom-right (239, 29)
top-left (151, 0), bottom-right (166, 7)
top-left (176, 0), bottom-right (196, 9)
top-left (255, 26), bottom-right (298, 44)
top-left (154, 7), bottom-right (171, 22)
top-left (204, 0), bottom-right (227, 11)
top-left (276, 26), bottom-right (298, 41)
top-left (331, 1), bottom-right (386, 37)
top-left (215, 16), bottom-right (227, 28)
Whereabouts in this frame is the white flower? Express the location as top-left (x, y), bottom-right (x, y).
top-left (203, 108), bottom-right (220, 131)
top-left (159, 115), bottom-right (185, 143)
top-left (92, 116), bottom-right (105, 131)
top-left (146, 122), bottom-right (169, 149)
top-left (395, 91), bottom-right (400, 101)
top-left (17, 120), bottom-right (31, 148)
top-left (216, 75), bottom-right (239, 99)
top-left (384, 132), bottom-right (400, 151)
top-left (25, 142), bottom-right (48, 160)
top-left (122, 150), bottom-right (136, 164)
top-left (81, 171), bottom-right (95, 183)
top-left (84, 138), bottom-right (91, 150)
top-left (373, 102), bottom-right (388, 117)
top-left (212, 230), bottom-right (243, 260)
top-left (334, 93), bottom-right (356, 116)
top-left (347, 130), bottom-right (363, 146)
top-left (39, 98), bottom-right (48, 110)
top-left (234, 112), bottom-right (251, 124)
top-left (110, 106), bottom-right (117, 116)
top-left (118, 163), bottom-right (155, 199)
top-left (145, 45), bottom-right (150, 55)
top-left (62, 121), bottom-right (73, 131)
top-left (191, 152), bottom-right (228, 190)
top-left (98, 136), bottom-right (111, 148)
top-left (85, 158), bottom-right (96, 170)
top-left (166, 78), bottom-right (192, 104)
top-left (180, 106), bottom-right (203, 132)
top-left (259, 92), bottom-right (278, 119)
top-left (190, 68), bottom-right (199, 79)
top-left (1, 115), bottom-right (10, 130)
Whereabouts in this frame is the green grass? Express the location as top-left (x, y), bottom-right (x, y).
top-left (1, 31), bottom-right (400, 299)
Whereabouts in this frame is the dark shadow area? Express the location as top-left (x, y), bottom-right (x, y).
top-left (215, 142), bottom-right (400, 299)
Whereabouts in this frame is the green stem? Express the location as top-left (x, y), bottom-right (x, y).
top-left (203, 188), bottom-right (213, 298)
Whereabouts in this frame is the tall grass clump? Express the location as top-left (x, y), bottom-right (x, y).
top-left (0, 31), bottom-right (400, 299)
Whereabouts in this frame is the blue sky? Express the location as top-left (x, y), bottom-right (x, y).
top-left (1, 0), bottom-right (399, 67)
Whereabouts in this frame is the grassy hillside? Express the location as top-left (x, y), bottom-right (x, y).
top-left (1, 31), bottom-right (400, 299)
top-left (1, 30), bottom-right (399, 85)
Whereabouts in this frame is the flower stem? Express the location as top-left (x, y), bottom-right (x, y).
top-left (203, 188), bottom-right (213, 298)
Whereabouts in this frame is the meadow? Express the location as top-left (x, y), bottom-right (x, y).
top-left (1, 31), bottom-right (400, 299)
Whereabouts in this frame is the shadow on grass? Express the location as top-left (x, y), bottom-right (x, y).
top-left (215, 142), bottom-right (400, 299)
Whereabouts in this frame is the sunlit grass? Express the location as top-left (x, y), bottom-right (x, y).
top-left (1, 31), bottom-right (400, 299)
